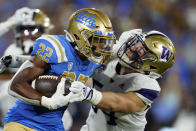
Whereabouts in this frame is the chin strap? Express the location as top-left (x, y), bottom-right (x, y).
top-left (64, 30), bottom-right (75, 43)
top-left (64, 30), bottom-right (80, 51)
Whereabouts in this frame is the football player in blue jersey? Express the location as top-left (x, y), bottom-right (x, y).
top-left (3, 8), bottom-right (116, 131)
top-left (0, 7), bottom-right (72, 131)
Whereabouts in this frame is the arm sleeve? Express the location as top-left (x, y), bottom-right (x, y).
top-left (135, 89), bottom-right (160, 106)
top-left (31, 35), bottom-right (67, 63)
top-left (125, 75), bottom-right (160, 106)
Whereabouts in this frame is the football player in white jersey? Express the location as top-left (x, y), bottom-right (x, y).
top-left (0, 7), bottom-right (74, 130)
top-left (0, 7), bottom-right (53, 73)
top-left (68, 29), bottom-right (176, 131)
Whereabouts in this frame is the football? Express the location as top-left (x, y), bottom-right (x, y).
top-left (31, 75), bottom-right (71, 97)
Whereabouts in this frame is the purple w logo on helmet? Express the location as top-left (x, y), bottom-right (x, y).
top-left (160, 46), bottom-right (173, 62)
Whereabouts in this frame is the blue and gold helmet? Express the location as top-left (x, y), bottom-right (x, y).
top-left (67, 8), bottom-right (116, 65)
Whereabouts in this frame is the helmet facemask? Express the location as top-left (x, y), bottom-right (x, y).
top-left (14, 25), bottom-right (44, 54)
top-left (13, 9), bottom-right (53, 55)
top-left (117, 34), bottom-right (157, 72)
top-left (75, 29), bottom-right (116, 65)
top-left (117, 31), bottom-right (176, 79)
top-left (67, 8), bottom-right (116, 65)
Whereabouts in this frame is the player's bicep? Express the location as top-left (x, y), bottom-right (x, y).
top-left (98, 91), bottom-right (147, 113)
top-left (10, 56), bottom-right (45, 89)
top-left (13, 56), bottom-right (49, 82)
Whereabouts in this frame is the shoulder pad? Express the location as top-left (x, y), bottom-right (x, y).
top-left (31, 35), bottom-right (67, 63)
top-left (132, 74), bottom-right (160, 102)
top-left (128, 73), bottom-right (160, 91)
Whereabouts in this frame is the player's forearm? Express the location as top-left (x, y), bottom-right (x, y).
top-left (9, 66), bottom-right (43, 102)
top-left (96, 92), bottom-right (130, 113)
top-left (96, 92), bottom-right (146, 113)
top-left (8, 58), bottom-right (46, 104)
top-left (10, 81), bottom-right (42, 101)
top-left (69, 82), bottom-right (146, 113)
top-left (9, 74), bottom-right (43, 106)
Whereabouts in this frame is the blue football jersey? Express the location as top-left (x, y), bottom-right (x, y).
top-left (4, 35), bottom-right (100, 131)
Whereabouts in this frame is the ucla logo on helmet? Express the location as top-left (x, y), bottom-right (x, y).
top-left (160, 46), bottom-right (173, 62)
top-left (74, 11), bottom-right (96, 29)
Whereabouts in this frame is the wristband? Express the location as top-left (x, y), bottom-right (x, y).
top-left (90, 89), bottom-right (103, 105)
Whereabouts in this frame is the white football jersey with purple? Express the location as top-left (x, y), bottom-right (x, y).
top-left (81, 59), bottom-right (161, 131)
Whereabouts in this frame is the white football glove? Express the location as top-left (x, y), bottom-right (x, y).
top-left (8, 7), bottom-right (34, 27)
top-left (41, 78), bottom-right (71, 110)
top-left (69, 81), bottom-right (102, 105)
top-left (113, 29), bottom-right (143, 57)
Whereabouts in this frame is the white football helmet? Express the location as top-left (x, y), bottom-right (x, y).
top-left (14, 8), bottom-right (53, 55)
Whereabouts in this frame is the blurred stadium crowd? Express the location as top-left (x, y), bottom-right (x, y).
top-left (0, 0), bottom-right (196, 131)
